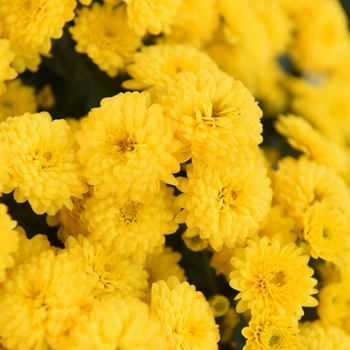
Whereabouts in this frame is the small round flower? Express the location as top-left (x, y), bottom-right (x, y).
top-left (1, 112), bottom-right (88, 215)
top-left (0, 38), bottom-right (17, 95)
top-left (151, 276), bottom-right (220, 350)
top-left (75, 91), bottom-right (180, 201)
top-left (242, 308), bottom-right (304, 350)
top-left (159, 68), bottom-right (263, 169)
top-left (0, 204), bottom-right (18, 283)
top-left (0, 250), bottom-right (97, 350)
top-left (66, 235), bottom-right (149, 298)
top-left (67, 296), bottom-right (171, 350)
top-left (230, 234), bottom-right (318, 317)
top-left (82, 182), bottom-right (179, 263)
top-left (123, 0), bottom-right (182, 36)
top-left (303, 199), bottom-right (348, 266)
top-left (70, 3), bottom-right (141, 77)
top-left (176, 157), bottom-right (272, 251)
top-left (122, 44), bottom-right (218, 90)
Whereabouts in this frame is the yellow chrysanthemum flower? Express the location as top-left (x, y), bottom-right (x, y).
top-left (82, 182), bottom-right (179, 263)
top-left (0, 250), bottom-right (97, 350)
top-left (176, 157), bottom-right (272, 251)
top-left (122, 44), bottom-right (218, 91)
top-left (75, 91), bottom-right (180, 201)
top-left (0, 38), bottom-right (17, 95)
top-left (143, 246), bottom-right (187, 303)
top-left (151, 276), bottom-right (220, 350)
top-left (159, 68), bottom-right (263, 169)
top-left (298, 320), bottom-right (350, 350)
top-left (1, 112), bottom-right (88, 215)
top-left (303, 199), bottom-right (348, 266)
top-left (230, 234), bottom-right (318, 317)
top-left (275, 114), bottom-right (347, 173)
top-left (0, 204), bottom-right (18, 283)
top-left (66, 235), bottom-right (148, 298)
top-left (0, 79), bottom-right (37, 122)
top-left (242, 308), bottom-right (304, 350)
top-left (123, 0), bottom-right (182, 36)
top-left (67, 296), bottom-right (171, 350)
top-left (0, 0), bottom-right (76, 52)
top-left (70, 3), bottom-right (141, 78)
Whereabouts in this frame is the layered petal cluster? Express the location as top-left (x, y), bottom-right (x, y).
top-left (75, 91), bottom-right (180, 201)
top-left (82, 182), bottom-right (179, 262)
top-left (66, 235), bottom-right (149, 298)
top-left (0, 250), bottom-right (97, 350)
top-left (67, 296), bottom-right (171, 350)
top-left (151, 276), bottom-right (220, 350)
top-left (176, 157), bottom-right (272, 250)
top-left (0, 204), bottom-right (18, 283)
top-left (0, 38), bottom-right (17, 95)
top-left (70, 3), bottom-right (141, 77)
top-left (230, 234), bottom-right (318, 318)
top-left (242, 308), bottom-right (305, 350)
top-left (159, 68), bottom-right (263, 169)
top-left (123, 0), bottom-right (182, 36)
top-left (0, 112), bottom-right (88, 215)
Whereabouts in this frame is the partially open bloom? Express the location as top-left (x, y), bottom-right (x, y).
top-left (230, 234), bottom-right (318, 317)
top-left (1, 112), bottom-right (88, 215)
top-left (70, 3), bottom-right (141, 77)
top-left (151, 276), bottom-right (220, 350)
top-left (75, 91), bottom-right (180, 201)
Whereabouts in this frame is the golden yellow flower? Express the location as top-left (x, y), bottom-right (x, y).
top-left (151, 276), bottom-right (220, 350)
top-left (303, 199), bottom-right (348, 266)
top-left (275, 114), bottom-right (347, 173)
top-left (82, 182), bottom-right (179, 263)
top-left (0, 79), bottom-right (37, 122)
top-left (75, 91), bottom-right (180, 201)
top-left (176, 157), bottom-right (272, 251)
top-left (1, 112), bottom-right (88, 215)
top-left (0, 204), bottom-right (18, 283)
top-left (123, 0), bottom-right (182, 36)
top-left (67, 296), bottom-right (171, 350)
top-left (0, 38), bottom-right (17, 95)
top-left (70, 3), bottom-right (141, 78)
top-left (242, 308), bottom-right (304, 350)
top-left (66, 235), bottom-right (148, 298)
top-left (298, 320), bottom-right (350, 350)
top-left (0, 250), bottom-right (97, 350)
top-left (159, 68), bottom-right (263, 169)
top-left (122, 43), bottom-right (218, 91)
top-left (230, 234), bottom-right (318, 317)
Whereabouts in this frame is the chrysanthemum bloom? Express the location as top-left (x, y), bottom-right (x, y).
top-left (1, 112), bottom-right (88, 215)
top-left (67, 296), bottom-right (171, 350)
top-left (274, 114), bottom-right (347, 173)
top-left (230, 234), bottom-right (318, 317)
top-left (0, 79), bottom-right (37, 122)
top-left (75, 91), bottom-right (180, 201)
top-left (317, 283), bottom-right (350, 326)
top-left (0, 38), bottom-right (17, 95)
top-left (176, 157), bottom-right (272, 251)
top-left (123, 0), bottom-right (182, 36)
top-left (143, 246), bottom-right (186, 303)
top-left (0, 0), bottom-right (76, 52)
top-left (242, 308), bottom-right (304, 350)
top-left (0, 250), bottom-right (97, 350)
top-left (151, 276), bottom-right (220, 350)
top-left (159, 69), bottom-right (263, 169)
top-left (70, 3), bottom-right (141, 78)
top-left (298, 320), bottom-right (350, 350)
top-left (122, 44), bottom-right (218, 91)
top-left (272, 156), bottom-right (350, 230)
top-left (82, 182), bottom-right (179, 263)
top-left (66, 235), bottom-right (148, 298)
top-left (0, 204), bottom-right (18, 283)
top-left (303, 199), bottom-right (348, 266)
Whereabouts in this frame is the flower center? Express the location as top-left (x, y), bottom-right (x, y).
top-left (119, 201), bottom-right (142, 224)
top-left (33, 147), bottom-right (60, 169)
top-left (270, 271), bottom-right (284, 286)
top-left (110, 134), bottom-right (137, 156)
top-left (268, 334), bottom-right (282, 348)
top-left (218, 186), bottom-right (239, 211)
